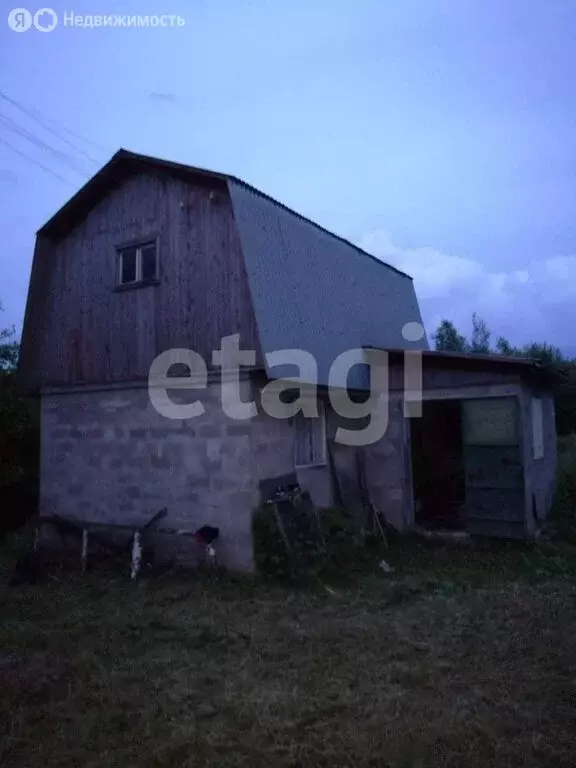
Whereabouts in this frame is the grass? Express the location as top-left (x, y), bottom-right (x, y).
top-left (2, 533), bottom-right (576, 768)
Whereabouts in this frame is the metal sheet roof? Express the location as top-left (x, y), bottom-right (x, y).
top-left (229, 181), bottom-right (428, 388)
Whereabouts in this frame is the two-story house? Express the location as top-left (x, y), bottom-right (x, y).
top-left (19, 150), bottom-right (558, 570)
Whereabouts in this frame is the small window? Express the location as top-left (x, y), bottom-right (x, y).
top-left (293, 404), bottom-right (326, 468)
top-left (117, 241), bottom-right (157, 286)
top-left (120, 246), bottom-right (137, 284)
top-left (141, 243), bottom-right (157, 281)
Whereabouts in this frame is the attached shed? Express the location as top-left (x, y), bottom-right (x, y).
top-left (362, 349), bottom-right (561, 539)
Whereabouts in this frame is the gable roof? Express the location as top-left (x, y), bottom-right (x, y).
top-left (30, 149), bottom-right (427, 390)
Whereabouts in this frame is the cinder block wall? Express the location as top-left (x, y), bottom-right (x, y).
top-left (40, 382), bottom-right (256, 571)
top-left (40, 380), bottom-right (413, 570)
top-left (362, 397), bottom-right (412, 530)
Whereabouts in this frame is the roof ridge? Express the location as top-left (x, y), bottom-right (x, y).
top-left (227, 177), bottom-right (412, 281)
top-left (124, 149), bottom-right (413, 281)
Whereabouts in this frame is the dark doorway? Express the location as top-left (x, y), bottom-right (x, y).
top-left (410, 400), bottom-right (465, 530)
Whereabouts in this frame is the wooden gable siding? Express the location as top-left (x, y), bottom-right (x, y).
top-left (31, 171), bottom-right (259, 388)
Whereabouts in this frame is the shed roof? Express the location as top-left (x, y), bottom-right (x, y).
top-left (367, 347), bottom-right (576, 392)
top-left (381, 348), bottom-right (538, 368)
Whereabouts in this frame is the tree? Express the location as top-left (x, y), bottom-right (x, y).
top-left (0, 303), bottom-right (38, 536)
top-left (0, 327), bottom-right (18, 371)
top-left (468, 313), bottom-right (491, 354)
top-left (434, 315), bottom-right (569, 364)
top-left (495, 336), bottom-right (518, 357)
top-left (433, 319), bottom-right (467, 352)
top-left (521, 342), bottom-right (565, 365)
top-left (0, 304), bottom-right (18, 371)
top-left (495, 337), bottom-right (566, 364)
top-left (432, 314), bottom-right (492, 354)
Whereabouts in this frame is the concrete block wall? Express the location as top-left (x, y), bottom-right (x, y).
top-left (40, 382), bottom-right (256, 571)
top-left (41, 380), bottom-right (335, 571)
top-left (361, 397), bottom-right (411, 530)
top-left (40, 380), bottom-right (416, 571)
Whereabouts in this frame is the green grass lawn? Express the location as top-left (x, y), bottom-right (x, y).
top-left (2, 538), bottom-right (576, 768)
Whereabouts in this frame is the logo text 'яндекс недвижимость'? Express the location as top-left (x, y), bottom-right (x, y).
top-left (7, 9), bottom-right (186, 31)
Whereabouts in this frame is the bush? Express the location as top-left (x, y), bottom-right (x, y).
top-left (556, 396), bottom-right (576, 437)
top-left (252, 504), bottom-right (384, 582)
top-left (550, 434), bottom-right (576, 543)
top-left (556, 435), bottom-right (576, 499)
top-left (0, 371), bottom-right (39, 538)
top-left (252, 503), bottom-right (295, 580)
top-left (319, 507), bottom-right (382, 576)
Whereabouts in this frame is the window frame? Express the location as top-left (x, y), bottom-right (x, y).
top-left (293, 401), bottom-right (327, 469)
top-left (116, 238), bottom-right (159, 289)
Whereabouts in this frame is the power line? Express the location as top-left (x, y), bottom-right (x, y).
top-left (52, 122), bottom-right (112, 154)
top-left (0, 137), bottom-right (78, 187)
top-left (0, 112), bottom-right (90, 176)
top-left (0, 90), bottom-right (100, 165)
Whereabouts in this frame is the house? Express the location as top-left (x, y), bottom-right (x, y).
top-left (18, 150), bottom-right (558, 570)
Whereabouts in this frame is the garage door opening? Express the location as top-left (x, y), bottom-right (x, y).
top-left (410, 400), bottom-right (466, 530)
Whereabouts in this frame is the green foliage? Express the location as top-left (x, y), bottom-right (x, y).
top-left (550, 435), bottom-right (576, 544)
top-left (432, 319), bottom-right (467, 352)
top-left (252, 504), bottom-right (383, 582)
top-left (0, 370), bottom-right (38, 539)
top-left (523, 342), bottom-right (566, 364)
top-left (469, 312), bottom-right (491, 354)
top-left (0, 326), bottom-right (19, 371)
top-left (495, 336), bottom-right (515, 356)
top-left (252, 503), bottom-right (303, 581)
top-left (496, 336), bottom-right (566, 364)
top-left (434, 314), bottom-right (570, 364)
top-left (319, 506), bottom-right (381, 576)
top-left (0, 307), bottom-right (38, 534)
top-left (0, 303), bottom-right (19, 371)
top-left (556, 398), bottom-right (576, 437)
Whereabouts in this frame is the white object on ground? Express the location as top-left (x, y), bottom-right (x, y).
top-left (81, 529), bottom-right (89, 572)
top-left (131, 531), bottom-right (142, 580)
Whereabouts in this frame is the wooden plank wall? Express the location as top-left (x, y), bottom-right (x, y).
top-left (28, 171), bottom-right (260, 387)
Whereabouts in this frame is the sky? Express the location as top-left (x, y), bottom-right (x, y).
top-left (1, 0), bottom-right (575, 353)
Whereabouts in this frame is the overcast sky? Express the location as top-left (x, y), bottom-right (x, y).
top-left (1, 0), bottom-right (575, 353)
